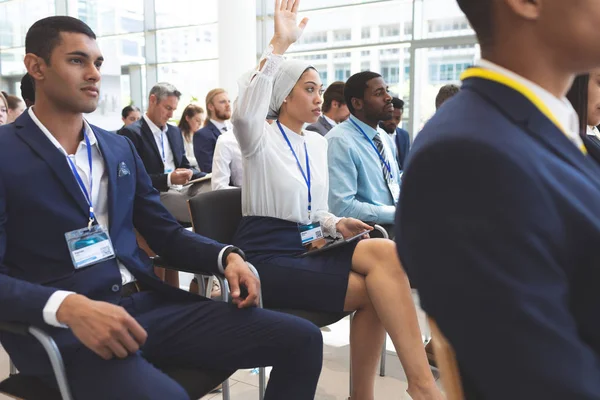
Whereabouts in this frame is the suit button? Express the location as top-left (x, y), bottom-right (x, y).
top-left (111, 284), bottom-right (120, 293)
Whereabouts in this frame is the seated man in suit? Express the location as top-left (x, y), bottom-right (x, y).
top-left (379, 97), bottom-right (411, 170)
top-left (193, 88), bottom-right (232, 173)
top-left (0, 16), bottom-right (323, 400)
top-left (118, 83), bottom-right (205, 223)
top-left (327, 72), bottom-right (401, 233)
top-left (396, 0), bottom-right (600, 398)
top-left (306, 81), bottom-right (349, 136)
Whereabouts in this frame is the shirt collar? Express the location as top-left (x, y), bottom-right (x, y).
top-left (588, 125), bottom-right (599, 137)
top-left (276, 121), bottom-right (305, 143)
top-left (210, 119), bottom-right (231, 132)
top-left (28, 107), bottom-right (97, 153)
top-left (323, 114), bottom-right (337, 127)
top-left (143, 113), bottom-right (167, 135)
top-left (478, 59), bottom-right (581, 145)
top-left (348, 115), bottom-right (381, 139)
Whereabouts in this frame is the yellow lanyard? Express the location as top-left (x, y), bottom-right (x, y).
top-left (461, 67), bottom-right (587, 155)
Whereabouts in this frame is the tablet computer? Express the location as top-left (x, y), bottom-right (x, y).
top-left (298, 230), bottom-right (370, 258)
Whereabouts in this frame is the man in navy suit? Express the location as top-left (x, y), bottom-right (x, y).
top-left (118, 83), bottom-right (206, 223)
top-left (396, 0), bottom-right (600, 398)
top-left (379, 97), bottom-right (410, 170)
top-left (193, 88), bottom-right (232, 173)
top-left (0, 16), bottom-right (322, 400)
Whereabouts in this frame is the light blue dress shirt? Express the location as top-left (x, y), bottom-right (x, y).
top-left (326, 115), bottom-right (401, 224)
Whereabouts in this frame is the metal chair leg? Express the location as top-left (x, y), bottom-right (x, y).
top-left (222, 378), bottom-right (231, 400)
top-left (349, 312), bottom-right (354, 396)
top-left (380, 335), bottom-right (387, 376)
top-left (258, 368), bottom-right (266, 400)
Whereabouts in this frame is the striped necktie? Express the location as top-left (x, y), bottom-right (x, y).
top-left (372, 133), bottom-right (391, 184)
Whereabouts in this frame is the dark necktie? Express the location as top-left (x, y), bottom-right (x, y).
top-left (222, 126), bottom-right (228, 132)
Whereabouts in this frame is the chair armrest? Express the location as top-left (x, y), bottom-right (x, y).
top-left (372, 224), bottom-right (389, 239)
top-left (0, 323), bottom-right (74, 400)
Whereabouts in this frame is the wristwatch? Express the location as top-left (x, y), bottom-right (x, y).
top-left (221, 246), bottom-right (246, 270)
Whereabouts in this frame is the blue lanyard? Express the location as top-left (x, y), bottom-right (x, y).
top-left (160, 131), bottom-right (166, 163)
top-left (349, 118), bottom-right (393, 179)
top-left (65, 130), bottom-right (95, 229)
top-left (276, 121), bottom-right (312, 219)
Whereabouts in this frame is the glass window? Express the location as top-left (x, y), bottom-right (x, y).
top-left (155, 0), bottom-right (217, 29)
top-left (0, 47), bottom-right (25, 76)
top-left (156, 24), bottom-right (218, 63)
top-left (380, 24), bottom-right (400, 39)
top-left (0, 0), bottom-right (55, 49)
top-left (361, 26), bottom-right (371, 39)
top-left (417, 0), bottom-right (474, 39)
top-left (299, 31), bottom-right (328, 45)
top-left (334, 64), bottom-right (351, 81)
top-left (333, 28), bottom-right (351, 42)
top-left (381, 61), bottom-right (400, 85)
top-left (77, 0), bottom-right (144, 36)
top-left (361, 61), bottom-right (370, 71)
top-left (318, 70), bottom-right (328, 87)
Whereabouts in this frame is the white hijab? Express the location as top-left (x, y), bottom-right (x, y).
top-left (267, 59), bottom-right (314, 120)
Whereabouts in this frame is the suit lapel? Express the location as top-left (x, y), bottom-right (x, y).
top-left (15, 112), bottom-right (90, 217)
top-left (320, 116), bottom-right (333, 132)
top-left (140, 118), bottom-right (162, 163)
top-left (465, 78), bottom-right (600, 190)
top-left (94, 128), bottom-right (118, 232)
top-left (165, 125), bottom-right (182, 167)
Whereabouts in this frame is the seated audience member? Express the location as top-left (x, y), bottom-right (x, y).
top-left (118, 83), bottom-right (205, 223)
top-left (231, 3), bottom-right (442, 399)
top-left (212, 130), bottom-right (243, 190)
top-left (0, 92), bottom-right (8, 126)
top-left (0, 15), bottom-right (323, 400)
top-left (567, 71), bottom-right (600, 160)
top-left (178, 104), bottom-right (205, 168)
top-left (327, 71), bottom-right (401, 230)
top-left (435, 83), bottom-right (460, 110)
top-left (121, 105), bottom-right (141, 127)
top-left (193, 88), bottom-right (232, 172)
top-left (305, 81), bottom-right (349, 135)
top-left (21, 73), bottom-right (35, 107)
top-left (396, 0), bottom-right (600, 398)
top-left (4, 93), bottom-right (25, 123)
top-left (379, 97), bottom-right (411, 170)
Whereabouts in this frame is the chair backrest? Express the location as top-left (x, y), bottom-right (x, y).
top-left (428, 317), bottom-right (465, 400)
top-left (188, 188), bottom-right (242, 243)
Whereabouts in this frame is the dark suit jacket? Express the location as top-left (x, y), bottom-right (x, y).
top-left (118, 119), bottom-right (203, 192)
top-left (193, 121), bottom-right (223, 173)
top-left (306, 116), bottom-right (334, 136)
top-left (582, 134), bottom-right (600, 165)
top-left (394, 127), bottom-right (410, 170)
top-left (396, 77), bottom-right (600, 398)
top-left (0, 112), bottom-right (226, 376)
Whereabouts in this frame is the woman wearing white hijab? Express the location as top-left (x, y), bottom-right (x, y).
top-left (232, 1), bottom-right (443, 399)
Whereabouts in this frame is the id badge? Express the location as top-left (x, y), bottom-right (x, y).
top-left (65, 225), bottom-right (116, 269)
top-left (388, 181), bottom-right (400, 205)
top-left (164, 167), bottom-right (174, 174)
top-left (298, 222), bottom-right (324, 247)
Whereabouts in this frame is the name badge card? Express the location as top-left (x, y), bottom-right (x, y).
top-left (298, 222), bottom-right (324, 247)
top-left (65, 225), bottom-right (116, 269)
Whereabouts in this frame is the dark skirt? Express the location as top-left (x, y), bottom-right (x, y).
top-left (232, 216), bottom-right (359, 313)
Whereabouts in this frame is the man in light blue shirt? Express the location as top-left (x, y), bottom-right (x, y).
top-left (327, 71), bottom-right (401, 227)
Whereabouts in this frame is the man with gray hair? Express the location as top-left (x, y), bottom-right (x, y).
top-left (119, 83), bottom-right (206, 224)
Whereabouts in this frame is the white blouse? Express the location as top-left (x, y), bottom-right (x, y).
top-left (182, 134), bottom-right (197, 168)
top-left (232, 56), bottom-right (341, 237)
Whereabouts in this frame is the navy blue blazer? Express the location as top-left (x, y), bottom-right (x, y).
top-left (0, 112), bottom-right (226, 375)
top-left (193, 121), bottom-right (222, 173)
top-left (396, 77), bottom-right (600, 398)
top-left (394, 127), bottom-right (410, 170)
top-left (118, 119), bottom-right (203, 192)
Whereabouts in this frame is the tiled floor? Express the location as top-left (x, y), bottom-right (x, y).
top-left (0, 285), bottom-right (438, 399)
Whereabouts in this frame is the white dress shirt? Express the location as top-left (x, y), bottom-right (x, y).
top-left (323, 114), bottom-right (337, 127)
top-left (210, 118), bottom-right (232, 133)
top-left (588, 125), bottom-right (599, 137)
top-left (212, 131), bottom-right (243, 190)
top-left (478, 59), bottom-right (583, 150)
top-left (232, 56), bottom-right (341, 237)
top-left (29, 107), bottom-right (135, 328)
top-left (143, 114), bottom-right (176, 187)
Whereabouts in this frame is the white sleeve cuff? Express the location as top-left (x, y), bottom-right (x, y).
top-left (217, 245), bottom-right (233, 274)
top-left (167, 171), bottom-right (173, 187)
top-left (43, 291), bottom-right (76, 328)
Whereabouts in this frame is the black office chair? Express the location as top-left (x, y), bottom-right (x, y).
top-left (0, 257), bottom-right (236, 400)
top-left (187, 188), bottom-right (389, 399)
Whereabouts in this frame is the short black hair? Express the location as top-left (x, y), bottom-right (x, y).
top-left (456, 0), bottom-right (493, 46)
top-left (566, 74), bottom-right (589, 137)
top-left (121, 105), bottom-right (141, 119)
top-left (322, 81), bottom-right (346, 113)
top-left (391, 97), bottom-right (404, 110)
top-left (25, 16), bottom-right (96, 64)
top-left (20, 73), bottom-right (35, 104)
top-left (344, 71), bottom-right (382, 114)
top-left (435, 84), bottom-right (460, 110)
